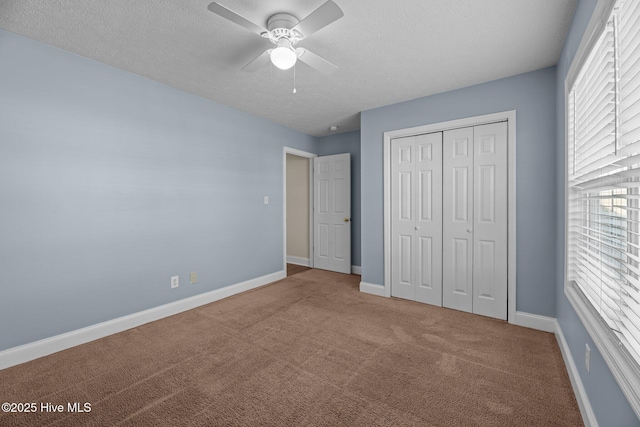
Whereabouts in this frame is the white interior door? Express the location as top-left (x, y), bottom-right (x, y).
top-left (415, 133), bottom-right (443, 305)
top-left (387, 116), bottom-right (511, 321)
top-left (313, 153), bottom-right (351, 274)
top-left (391, 136), bottom-right (416, 300)
top-left (391, 133), bottom-right (443, 305)
top-left (472, 122), bottom-right (508, 319)
top-left (443, 127), bottom-right (474, 313)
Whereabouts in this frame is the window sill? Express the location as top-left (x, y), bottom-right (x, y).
top-left (565, 281), bottom-right (640, 419)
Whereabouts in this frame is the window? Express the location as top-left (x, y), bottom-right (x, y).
top-left (566, 0), bottom-right (640, 413)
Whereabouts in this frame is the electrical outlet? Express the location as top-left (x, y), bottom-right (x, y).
top-left (190, 272), bottom-right (197, 284)
top-left (585, 343), bottom-right (591, 373)
top-left (171, 275), bottom-right (179, 289)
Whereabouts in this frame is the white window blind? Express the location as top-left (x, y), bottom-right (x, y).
top-left (568, 0), bottom-right (640, 366)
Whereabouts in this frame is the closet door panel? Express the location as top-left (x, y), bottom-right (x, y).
top-left (391, 136), bottom-right (417, 300)
top-left (443, 127), bottom-right (474, 313)
top-left (473, 122), bottom-right (508, 319)
top-left (415, 132), bottom-right (443, 305)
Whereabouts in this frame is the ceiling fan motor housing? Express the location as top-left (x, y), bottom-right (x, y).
top-left (267, 13), bottom-right (299, 31)
top-left (264, 13), bottom-right (302, 44)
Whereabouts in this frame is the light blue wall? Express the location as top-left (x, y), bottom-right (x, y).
top-left (361, 67), bottom-right (557, 317)
top-left (0, 29), bottom-right (317, 351)
top-left (317, 131), bottom-right (361, 267)
top-left (555, 0), bottom-right (639, 425)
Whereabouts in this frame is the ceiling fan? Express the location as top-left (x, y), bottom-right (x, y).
top-left (207, 1), bottom-right (344, 75)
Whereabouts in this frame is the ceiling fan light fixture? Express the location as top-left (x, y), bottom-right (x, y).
top-left (270, 39), bottom-right (297, 70)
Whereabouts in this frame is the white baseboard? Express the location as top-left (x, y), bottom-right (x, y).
top-left (287, 256), bottom-right (310, 267)
top-left (554, 319), bottom-right (598, 427)
top-left (359, 281), bottom-right (386, 297)
top-left (351, 265), bottom-right (362, 275)
top-left (512, 311), bottom-right (556, 333)
top-left (0, 270), bottom-right (286, 370)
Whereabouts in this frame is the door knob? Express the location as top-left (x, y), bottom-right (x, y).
top-left (467, 229), bottom-right (472, 233)
top-left (344, 218), bottom-right (350, 223)
top-left (415, 226), bottom-right (420, 230)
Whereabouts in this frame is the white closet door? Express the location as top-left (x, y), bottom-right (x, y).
top-left (472, 122), bottom-right (508, 319)
top-left (443, 127), bottom-right (474, 313)
top-left (391, 122), bottom-right (507, 320)
top-left (391, 133), bottom-right (443, 304)
top-left (391, 136), bottom-right (417, 300)
top-left (415, 132), bottom-right (443, 305)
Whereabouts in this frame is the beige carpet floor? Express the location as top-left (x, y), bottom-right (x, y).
top-left (0, 269), bottom-right (582, 426)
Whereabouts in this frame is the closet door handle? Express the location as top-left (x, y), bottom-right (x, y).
top-left (467, 229), bottom-right (472, 233)
top-left (415, 226), bottom-right (420, 230)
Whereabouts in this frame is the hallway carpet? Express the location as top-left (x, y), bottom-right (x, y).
top-left (0, 269), bottom-right (582, 426)
top-left (287, 263), bottom-right (311, 277)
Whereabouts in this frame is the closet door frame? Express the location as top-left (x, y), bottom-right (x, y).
top-left (382, 111), bottom-right (517, 323)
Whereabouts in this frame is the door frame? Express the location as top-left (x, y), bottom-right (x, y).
top-left (383, 110), bottom-right (517, 323)
top-left (283, 147), bottom-right (317, 272)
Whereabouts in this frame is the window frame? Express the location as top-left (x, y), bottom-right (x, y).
top-left (564, 0), bottom-right (640, 418)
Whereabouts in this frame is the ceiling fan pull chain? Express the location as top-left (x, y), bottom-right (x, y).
top-left (293, 64), bottom-right (297, 94)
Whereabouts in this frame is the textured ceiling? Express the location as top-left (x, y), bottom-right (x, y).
top-left (0, 0), bottom-right (578, 137)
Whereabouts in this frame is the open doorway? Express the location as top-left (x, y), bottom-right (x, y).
top-left (283, 148), bottom-right (315, 277)
top-left (283, 147), bottom-right (353, 277)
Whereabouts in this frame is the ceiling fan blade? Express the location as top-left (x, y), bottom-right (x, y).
top-left (292, 0), bottom-right (344, 39)
top-left (296, 48), bottom-right (337, 75)
top-left (207, 2), bottom-right (267, 36)
top-left (242, 50), bottom-right (272, 72)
